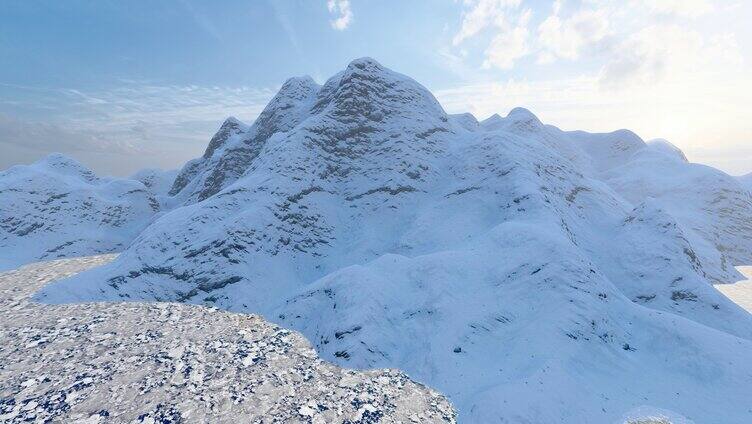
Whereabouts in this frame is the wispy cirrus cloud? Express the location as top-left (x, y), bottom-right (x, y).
top-left (0, 81), bottom-right (277, 175)
top-left (0, 113), bottom-right (138, 155)
top-left (598, 25), bottom-right (742, 88)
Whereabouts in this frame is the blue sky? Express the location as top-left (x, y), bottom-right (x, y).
top-left (1, 0), bottom-right (750, 175)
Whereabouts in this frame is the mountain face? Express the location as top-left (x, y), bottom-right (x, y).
top-left (168, 75), bottom-right (321, 204)
top-left (0, 154), bottom-right (167, 271)
top-left (575, 135), bottom-right (752, 282)
top-left (30, 59), bottom-right (752, 423)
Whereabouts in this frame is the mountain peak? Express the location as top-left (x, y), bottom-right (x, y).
top-left (41, 152), bottom-right (83, 167)
top-left (34, 153), bottom-right (100, 182)
top-left (345, 57), bottom-right (385, 73)
top-left (480, 109), bottom-right (543, 133)
top-left (312, 57), bottom-right (446, 125)
top-left (481, 113), bottom-right (502, 123)
top-left (202, 117), bottom-right (246, 159)
top-left (507, 107), bottom-right (539, 122)
top-left (647, 138), bottom-right (689, 162)
top-left (279, 75), bottom-right (320, 95)
top-left (449, 112), bottom-right (479, 131)
top-left (249, 75), bottom-right (321, 140)
top-left (262, 75), bottom-right (320, 113)
top-left (223, 116), bottom-right (242, 126)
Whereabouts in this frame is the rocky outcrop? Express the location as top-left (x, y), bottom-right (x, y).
top-left (0, 255), bottom-right (455, 423)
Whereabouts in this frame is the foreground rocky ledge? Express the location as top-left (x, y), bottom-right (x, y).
top-left (0, 255), bottom-right (455, 423)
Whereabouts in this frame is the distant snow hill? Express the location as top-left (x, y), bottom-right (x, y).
top-left (0, 154), bottom-right (176, 271)
top-left (15, 58), bottom-right (752, 423)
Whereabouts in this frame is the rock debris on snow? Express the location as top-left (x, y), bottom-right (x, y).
top-left (0, 255), bottom-right (455, 423)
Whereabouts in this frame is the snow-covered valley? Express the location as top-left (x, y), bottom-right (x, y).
top-left (3, 58), bottom-right (752, 423)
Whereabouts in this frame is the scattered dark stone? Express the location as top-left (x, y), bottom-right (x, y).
top-left (671, 290), bottom-right (698, 302)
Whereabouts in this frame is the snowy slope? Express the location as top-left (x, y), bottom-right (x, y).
top-left (0, 154), bottom-right (164, 271)
top-left (646, 138), bottom-right (689, 162)
top-left (130, 167), bottom-right (180, 211)
top-left (565, 131), bottom-right (752, 283)
top-left (739, 172), bottom-right (752, 193)
top-left (130, 167), bottom-right (178, 197)
top-left (35, 59), bottom-right (752, 423)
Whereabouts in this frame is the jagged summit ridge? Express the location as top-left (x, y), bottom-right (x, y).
top-left (200, 117), bottom-right (247, 160)
top-left (491, 108), bottom-right (543, 134)
top-left (168, 57), bottom-right (450, 204)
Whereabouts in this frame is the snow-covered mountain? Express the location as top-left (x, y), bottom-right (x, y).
top-left (569, 132), bottom-right (752, 283)
top-left (30, 58), bottom-right (752, 423)
top-left (0, 154), bottom-right (166, 271)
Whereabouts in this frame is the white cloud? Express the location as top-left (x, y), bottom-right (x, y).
top-left (327, 0), bottom-right (353, 31)
top-left (634, 0), bottom-right (714, 18)
top-left (453, 0), bottom-right (531, 69)
top-left (537, 8), bottom-right (609, 61)
top-left (552, 0), bottom-right (562, 15)
top-left (433, 28), bottom-right (750, 175)
top-left (599, 25), bottom-right (742, 87)
top-left (450, 0), bottom-right (730, 73)
top-left (453, 0), bottom-right (611, 69)
top-left (482, 9), bottom-right (531, 69)
top-left (453, 0), bottom-right (522, 45)
top-left (440, 0), bottom-right (751, 175)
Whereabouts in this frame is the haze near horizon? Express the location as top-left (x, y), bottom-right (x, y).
top-left (0, 0), bottom-right (749, 176)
